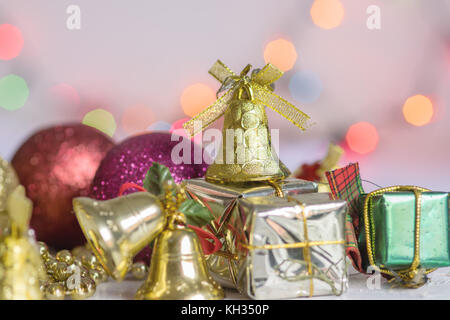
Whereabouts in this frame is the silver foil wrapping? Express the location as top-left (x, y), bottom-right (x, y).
top-left (237, 193), bottom-right (348, 299)
top-left (184, 178), bottom-right (317, 289)
top-left (185, 178), bottom-right (348, 299)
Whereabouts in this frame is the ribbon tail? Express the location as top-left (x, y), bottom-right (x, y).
top-left (252, 63), bottom-right (283, 86)
top-left (208, 60), bottom-right (237, 83)
top-left (183, 88), bottom-right (234, 137)
top-left (253, 85), bottom-right (313, 131)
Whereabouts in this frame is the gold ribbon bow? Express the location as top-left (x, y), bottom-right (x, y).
top-left (363, 185), bottom-right (436, 288)
top-left (183, 60), bottom-right (312, 137)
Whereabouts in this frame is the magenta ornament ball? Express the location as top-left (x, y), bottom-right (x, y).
top-left (90, 131), bottom-right (208, 200)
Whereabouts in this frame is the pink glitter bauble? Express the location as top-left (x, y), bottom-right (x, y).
top-left (90, 131), bottom-right (208, 200)
top-left (89, 132), bottom-right (209, 264)
top-left (11, 124), bottom-right (115, 249)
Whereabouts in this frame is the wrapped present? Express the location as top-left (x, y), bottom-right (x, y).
top-left (327, 163), bottom-right (450, 287)
top-left (184, 177), bottom-right (318, 288)
top-left (234, 193), bottom-right (348, 299)
top-left (185, 180), bottom-right (348, 299)
top-left (358, 186), bottom-right (450, 287)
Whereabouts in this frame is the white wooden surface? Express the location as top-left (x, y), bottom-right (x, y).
top-left (89, 267), bottom-right (450, 300)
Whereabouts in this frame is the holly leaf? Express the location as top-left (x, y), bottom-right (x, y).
top-left (178, 199), bottom-right (214, 227)
top-left (142, 162), bottom-right (175, 196)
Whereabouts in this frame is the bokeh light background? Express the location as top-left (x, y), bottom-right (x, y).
top-left (0, 0), bottom-right (449, 190)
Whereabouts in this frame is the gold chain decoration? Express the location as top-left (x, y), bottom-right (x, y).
top-left (241, 196), bottom-right (345, 297)
top-left (37, 243), bottom-right (148, 299)
top-left (363, 185), bottom-right (436, 288)
top-left (37, 243), bottom-right (106, 300)
top-left (183, 60), bottom-right (312, 138)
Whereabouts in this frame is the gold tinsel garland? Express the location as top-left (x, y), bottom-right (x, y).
top-left (37, 243), bottom-right (149, 300)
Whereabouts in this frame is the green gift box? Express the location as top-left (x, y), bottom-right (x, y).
top-left (358, 187), bottom-right (450, 272)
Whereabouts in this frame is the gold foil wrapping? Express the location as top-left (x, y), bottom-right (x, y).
top-left (185, 178), bottom-right (349, 298)
top-left (185, 179), bottom-right (348, 299)
top-left (184, 178), bottom-right (317, 289)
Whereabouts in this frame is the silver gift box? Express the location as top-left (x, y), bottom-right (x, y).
top-left (235, 193), bottom-right (348, 299)
top-left (185, 178), bottom-right (349, 298)
top-left (184, 178), bottom-right (318, 289)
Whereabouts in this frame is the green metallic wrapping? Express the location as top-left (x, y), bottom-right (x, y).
top-left (358, 192), bottom-right (450, 271)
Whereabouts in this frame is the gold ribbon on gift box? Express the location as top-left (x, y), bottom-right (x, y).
top-left (363, 185), bottom-right (437, 288)
top-left (183, 60), bottom-right (312, 137)
top-left (210, 180), bottom-right (344, 297)
top-left (242, 196), bottom-right (345, 297)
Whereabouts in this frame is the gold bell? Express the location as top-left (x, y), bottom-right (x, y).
top-left (73, 192), bottom-right (165, 281)
top-left (135, 213), bottom-right (224, 300)
top-left (206, 65), bottom-right (289, 184)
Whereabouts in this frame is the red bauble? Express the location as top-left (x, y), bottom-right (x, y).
top-left (11, 124), bottom-right (114, 249)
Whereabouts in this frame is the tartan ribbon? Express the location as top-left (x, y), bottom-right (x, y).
top-left (326, 163), bottom-right (364, 272)
top-left (182, 60), bottom-right (312, 137)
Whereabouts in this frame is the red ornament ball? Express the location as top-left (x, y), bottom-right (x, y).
top-left (11, 124), bottom-right (115, 249)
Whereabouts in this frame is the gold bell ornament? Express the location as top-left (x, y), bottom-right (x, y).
top-left (183, 60), bottom-right (313, 184)
top-left (74, 162), bottom-right (224, 300)
top-left (135, 211), bottom-right (224, 300)
top-left (0, 185), bottom-right (46, 300)
top-left (73, 191), bottom-right (165, 280)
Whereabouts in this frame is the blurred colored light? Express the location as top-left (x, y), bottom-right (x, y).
top-left (263, 39), bottom-right (297, 72)
top-left (121, 104), bottom-right (155, 135)
top-left (0, 74), bottom-right (29, 110)
top-left (0, 24), bottom-right (24, 60)
top-left (345, 122), bottom-right (379, 154)
top-left (310, 0), bottom-right (345, 30)
top-left (170, 117), bottom-right (190, 133)
top-left (446, 47), bottom-right (450, 71)
top-left (148, 120), bottom-right (171, 131)
top-left (82, 108), bottom-right (117, 137)
top-left (402, 95), bottom-right (433, 127)
top-left (171, 117), bottom-right (203, 144)
top-left (289, 71), bottom-right (323, 103)
top-left (180, 83), bottom-right (216, 117)
top-left (49, 83), bottom-right (80, 106)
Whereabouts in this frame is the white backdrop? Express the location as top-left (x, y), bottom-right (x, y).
top-left (0, 0), bottom-right (449, 190)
